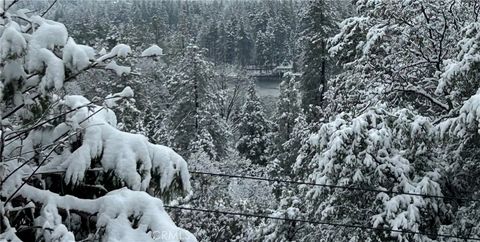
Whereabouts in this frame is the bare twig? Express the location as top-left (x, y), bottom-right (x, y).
top-left (1, 120), bottom-right (4, 163)
top-left (3, 142), bottom-right (61, 205)
top-left (41, 0), bottom-right (58, 17)
top-left (0, 0), bottom-right (20, 18)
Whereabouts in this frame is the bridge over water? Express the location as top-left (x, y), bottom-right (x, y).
top-left (244, 61), bottom-right (293, 82)
top-left (245, 63), bottom-right (294, 97)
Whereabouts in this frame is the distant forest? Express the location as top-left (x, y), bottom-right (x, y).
top-left (27, 0), bottom-right (349, 69)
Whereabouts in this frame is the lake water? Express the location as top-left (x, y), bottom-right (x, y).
top-left (255, 78), bottom-right (282, 97)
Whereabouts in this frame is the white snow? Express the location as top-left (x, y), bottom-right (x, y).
top-left (29, 18), bottom-right (68, 50)
top-left (141, 44), bottom-right (163, 57)
top-left (18, 185), bottom-right (197, 242)
top-left (0, 22), bottom-right (27, 61)
top-left (58, 95), bottom-right (191, 193)
top-left (14, 9), bottom-right (30, 20)
top-left (21, 18), bottom-right (69, 92)
top-left (118, 86), bottom-right (134, 97)
top-left (63, 37), bottom-right (95, 72)
top-left (31, 48), bottom-right (65, 92)
top-left (34, 202), bottom-right (75, 242)
top-left (98, 47), bottom-right (107, 55)
top-left (148, 144), bottom-right (192, 193)
top-left (97, 44), bottom-right (131, 62)
top-left (105, 60), bottom-right (131, 76)
top-left (104, 86), bottom-right (134, 108)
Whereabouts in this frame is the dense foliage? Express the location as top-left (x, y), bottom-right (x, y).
top-left (0, 2), bottom-right (194, 241)
top-left (2, 0), bottom-right (480, 241)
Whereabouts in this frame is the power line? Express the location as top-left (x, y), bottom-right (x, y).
top-left (164, 205), bottom-right (480, 241)
top-left (189, 171), bottom-right (480, 203)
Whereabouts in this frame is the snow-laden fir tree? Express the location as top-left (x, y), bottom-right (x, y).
top-left (299, 0), bottom-right (335, 122)
top-left (258, 106), bottom-right (449, 241)
top-left (271, 72), bottom-right (303, 178)
top-left (166, 44), bottom-right (229, 160)
top-left (296, 107), bottom-right (447, 241)
top-left (255, 0), bottom-right (480, 241)
top-left (326, 0), bottom-right (480, 209)
top-left (235, 81), bottom-right (271, 165)
top-left (432, 17), bottom-right (480, 239)
top-left (0, 3), bottom-right (194, 241)
top-left (327, 0), bottom-right (470, 114)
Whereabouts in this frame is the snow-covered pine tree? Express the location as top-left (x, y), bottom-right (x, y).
top-left (274, 73), bottom-right (300, 150)
top-left (431, 16), bottom-right (480, 238)
top-left (254, 31), bottom-right (272, 68)
top-left (258, 1), bottom-right (480, 241)
top-left (260, 106), bottom-right (447, 241)
top-left (325, 1), bottom-right (480, 231)
top-left (299, 0), bottom-right (335, 122)
top-left (235, 81), bottom-right (271, 165)
top-left (236, 21), bottom-right (253, 67)
top-left (327, 0), bottom-right (467, 115)
top-left (272, 72), bottom-right (302, 177)
top-left (199, 20), bottom-right (219, 63)
top-left (296, 107), bottom-right (447, 241)
top-left (0, 3), bottom-right (194, 242)
top-left (166, 44), bottom-right (229, 160)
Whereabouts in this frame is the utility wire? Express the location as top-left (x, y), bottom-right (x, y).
top-left (189, 171), bottom-right (480, 202)
top-left (164, 205), bottom-right (480, 241)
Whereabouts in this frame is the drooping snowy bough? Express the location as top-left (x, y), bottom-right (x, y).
top-left (0, 2), bottom-right (195, 242)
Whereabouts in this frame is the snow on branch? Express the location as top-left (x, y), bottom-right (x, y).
top-left (50, 94), bottom-right (191, 194)
top-left (297, 107), bottom-right (443, 239)
top-left (105, 60), bottom-right (131, 76)
top-left (0, 5), bottom-right (194, 242)
top-left (435, 91), bottom-right (480, 139)
top-left (97, 44), bottom-right (132, 62)
top-left (141, 44), bottom-right (164, 57)
top-left (63, 37), bottom-right (95, 73)
top-left (18, 185), bottom-right (196, 242)
top-left (395, 86), bottom-right (450, 111)
top-left (436, 22), bottom-right (480, 96)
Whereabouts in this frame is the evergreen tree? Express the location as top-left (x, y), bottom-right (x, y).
top-left (199, 21), bottom-right (219, 62)
top-left (274, 73), bottom-right (300, 148)
top-left (236, 21), bottom-right (253, 66)
top-left (235, 81), bottom-right (271, 165)
top-left (255, 31), bottom-right (274, 68)
top-left (272, 73), bottom-right (303, 176)
top-left (225, 17), bottom-right (238, 64)
top-left (299, 0), bottom-right (334, 122)
top-left (259, 1), bottom-right (480, 241)
top-left (167, 44), bottom-right (229, 159)
top-left (0, 5), bottom-right (194, 241)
